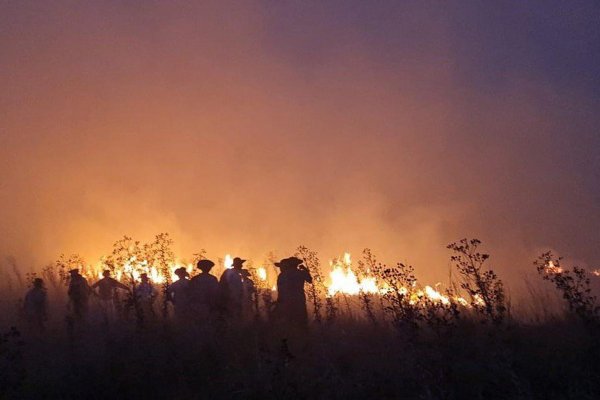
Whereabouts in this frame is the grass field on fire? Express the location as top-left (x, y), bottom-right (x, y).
top-left (1, 234), bottom-right (599, 399)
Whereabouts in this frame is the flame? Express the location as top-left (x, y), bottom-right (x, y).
top-left (327, 252), bottom-right (380, 296)
top-left (545, 260), bottom-right (563, 274)
top-left (328, 266), bottom-right (361, 296)
top-left (76, 249), bottom-right (473, 308)
top-left (82, 259), bottom-right (196, 285)
top-left (343, 252), bottom-right (351, 266)
top-left (423, 285), bottom-right (450, 305)
top-left (257, 267), bottom-right (267, 281)
top-left (224, 254), bottom-right (233, 269)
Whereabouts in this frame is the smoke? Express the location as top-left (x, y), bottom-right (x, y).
top-left (1, 1), bottom-right (599, 289)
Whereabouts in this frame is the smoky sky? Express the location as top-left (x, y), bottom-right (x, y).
top-left (1, 1), bottom-right (599, 286)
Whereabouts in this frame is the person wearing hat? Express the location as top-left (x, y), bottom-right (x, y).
top-left (92, 270), bottom-right (129, 323)
top-left (24, 278), bottom-right (48, 332)
top-left (240, 269), bottom-right (257, 320)
top-left (274, 257), bottom-right (313, 328)
top-left (189, 259), bottom-right (219, 320)
top-left (219, 257), bottom-right (247, 319)
top-left (167, 267), bottom-right (191, 320)
top-left (67, 269), bottom-right (92, 322)
top-left (135, 273), bottom-right (157, 319)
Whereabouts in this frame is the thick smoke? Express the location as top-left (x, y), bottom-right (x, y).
top-left (1, 1), bottom-right (599, 290)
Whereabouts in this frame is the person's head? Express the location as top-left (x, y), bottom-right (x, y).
top-left (240, 269), bottom-right (252, 279)
top-left (286, 257), bottom-right (304, 269)
top-left (197, 259), bottom-right (216, 273)
top-left (275, 257), bottom-right (304, 272)
top-left (102, 270), bottom-right (111, 278)
top-left (140, 273), bottom-right (149, 283)
top-left (33, 278), bottom-right (44, 288)
top-left (275, 258), bottom-right (291, 272)
top-left (232, 257), bottom-right (246, 270)
top-left (69, 269), bottom-right (79, 277)
top-left (175, 267), bottom-right (189, 279)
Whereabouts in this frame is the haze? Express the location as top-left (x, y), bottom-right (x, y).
top-left (1, 1), bottom-right (599, 287)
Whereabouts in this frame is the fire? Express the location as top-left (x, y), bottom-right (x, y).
top-left (82, 259), bottom-right (195, 285)
top-left (257, 267), bottom-right (267, 281)
top-left (328, 266), bottom-right (361, 296)
top-left (423, 285), bottom-right (450, 305)
top-left (224, 254), bottom-right (233, 269)
top-left (327, 252), bottom-right (379, 296)
top-left (326, 252), bottom-right (472, 307)
top-left (545, 261), bottom-right (563, 274)
top-left (75, 248), bottom-right (473, 308)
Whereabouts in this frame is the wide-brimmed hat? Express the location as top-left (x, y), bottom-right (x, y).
top-left (232, 257), bottom-right (246, 266)
top-left (197, 259), bottom-right (216, 271)
top-left (274, 257), bottom-right (305, 269)
top-left (274, 258), bottom-right (287, 268)
top-left (174, 267), bottom-right (189, 276)
top-left (286, 257), bottom-right (304, 267)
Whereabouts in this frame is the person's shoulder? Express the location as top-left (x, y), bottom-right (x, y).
top-left (176, 279), bottom-right (190, 287)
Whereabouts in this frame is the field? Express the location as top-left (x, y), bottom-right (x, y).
top-left (1, 237), bottom-right (599, 399)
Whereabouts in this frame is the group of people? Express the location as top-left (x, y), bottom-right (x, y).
top-left (23, 256), bottom-right (313, 331)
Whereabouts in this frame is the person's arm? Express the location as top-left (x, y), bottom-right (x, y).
top-left (300, 266), bottom-right (313, 284)
top-left (116, 280), bottom-right (129, 291)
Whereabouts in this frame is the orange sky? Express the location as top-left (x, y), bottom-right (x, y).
top-left (1, 2), bottom-right (599, 290)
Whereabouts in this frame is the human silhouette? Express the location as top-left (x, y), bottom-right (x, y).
top-left (92, 270), bottom-right (129, 323)
top-left (240, 269), bottom-right (256, 320)
top-left (24, 278), bottom-right (48, 332)
top-left (167, 267), bottom-right (190, 320)
top-left (189, 259), bottom-right (219, 320)
top-left (135, 273), bottom-right (157, 319)
top-left (67, 269), bottom-right (91, 322)
top-left (219, 257), bottom-right (246, 319)
top-left (274, 257), bottom-right (312, 328)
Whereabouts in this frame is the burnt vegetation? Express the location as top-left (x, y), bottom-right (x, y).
top-left (0, 236), bottom-right (599, 399)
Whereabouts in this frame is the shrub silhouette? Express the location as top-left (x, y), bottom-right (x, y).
top-left (534, 251), bottom-right (599, 327)
top-left (447, 238), bottom-right (506, 325)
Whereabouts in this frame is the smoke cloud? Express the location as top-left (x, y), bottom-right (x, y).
top-left (1, 1), bottom-right (599, 290)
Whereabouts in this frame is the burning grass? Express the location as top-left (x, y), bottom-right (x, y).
top-left (1, 234), bottom-right (599, 399)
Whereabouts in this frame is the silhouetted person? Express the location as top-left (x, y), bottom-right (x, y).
top-left (92, 270), bottom-right (129, 323)
top-left (135, 273), bottom-right (157, 319)
top-left (240, 269), bottom-right (256, 320)
top-left (24, 278), bottom-right (48, 332)
top-left (167, 267), bottom-right (190, 320)
top-left (219, 257), bottom-right (246, 318)
top-left (189, 260), bottom-right (219, 320)
top-left (274, 257), bottom-right (312, 328)
top-left (68, 269), bottom-right (91, 322)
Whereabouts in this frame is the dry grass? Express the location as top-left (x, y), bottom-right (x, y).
top-left (0, 238), bottom-right (599, 399)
